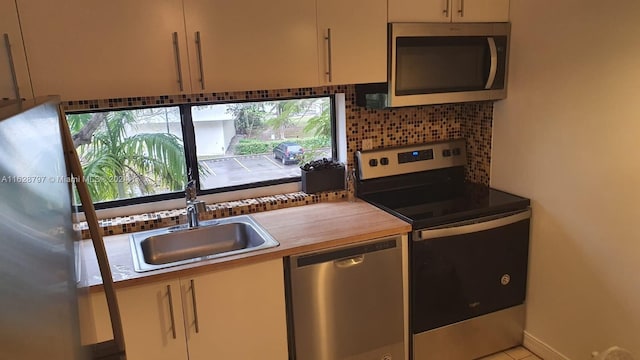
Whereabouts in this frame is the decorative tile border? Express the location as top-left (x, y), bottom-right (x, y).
top-left (66, 84), bottom-right (493, 239)
top-left (76, 190), bottom-right (346, 239)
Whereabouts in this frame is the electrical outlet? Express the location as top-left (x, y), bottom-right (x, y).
top-left (362, 138), bottom-right (373, 150)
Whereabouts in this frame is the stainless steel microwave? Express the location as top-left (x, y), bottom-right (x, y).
top-left (356, 22), bottom-right (511, 108)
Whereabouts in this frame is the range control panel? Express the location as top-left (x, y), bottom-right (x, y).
top-left (356, 139), bottom-right (467, 180)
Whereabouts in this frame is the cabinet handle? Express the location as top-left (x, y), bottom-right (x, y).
top-left (172, 32), bottom-right (184, 92)
top-left (166, 285), bottom-right (177, 339)
top-left (3, 33), bottom-right (21, 100)
top-left (190, 279), bottom-right (200, 333)
top-left (195, 31), bottom-right (205, 90)
top-left (458, 0), bottom-right (465, 17)
top-left (443, 0), bottom-right (449, 17)
top-left (324, 28), bottom-right (333, 83)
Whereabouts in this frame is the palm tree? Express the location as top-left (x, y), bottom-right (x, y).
top-left (265, 99), bottom-right (319, 139)
top-left (226, 103), bottom-right (266, 138)
top-left (67, 110), bottom-right (186, 203)
top-left (304, 99), bottom-right (331, 138)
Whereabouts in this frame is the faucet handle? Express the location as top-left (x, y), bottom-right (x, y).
top-left (193, 200), bottom-right (206, 213)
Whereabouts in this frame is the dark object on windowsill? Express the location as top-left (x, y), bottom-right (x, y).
top-left (300, 159), bottom-right (345, 194)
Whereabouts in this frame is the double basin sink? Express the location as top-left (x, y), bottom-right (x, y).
top-left (130, 215), bottom-right (279, 272)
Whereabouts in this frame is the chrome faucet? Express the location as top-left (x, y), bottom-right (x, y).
top-left (185, 180), bottom-right (206, 228)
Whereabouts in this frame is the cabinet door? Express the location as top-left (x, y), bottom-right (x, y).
top-left (317, 0), bottom-right (387, 85)
top-left (184, 259), bottom-right (289, 360)
top-left (388, 0), bottom-right (451, 22)
top-left (118, 280), bottom-right (188, 360)
top-left (183, 0), bottom-right (318, 92)
top-left (0, 0), bottom-right (32, 100)
top-left (452, 0), bottom-right (510, 22)
top-left (17, 0), bottom-right (190, 101)
top-left (86, 290), bottom-right (115, 344)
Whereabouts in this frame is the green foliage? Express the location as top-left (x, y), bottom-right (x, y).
top-left (265, 98), bottom-right (328, 139)
top-left (298, 136), bottom-right (331, 149)
top-left (234, 137), bottom-right (330, 156)
top-left (303, 98), bottom-right (331, 138)
top-left (226, 103), bottom-right (266, 137)
top-left (68, 110), bottom-right (186, 203)
top-left (265, 100), bottom-right (303, 139)
top-left (67, 112), bottom-right (92, 133)
top-left (297, 136), bottom-right (331, 165)
top-left (234, 139), bottom-right (277, 155)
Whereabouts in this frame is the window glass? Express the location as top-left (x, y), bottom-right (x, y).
top-left (66, 106), bottom-right (185, 204)
top-left (64, 96), bottom-right (334, 208)
top-left (193, 97), bottom-right (332, 190)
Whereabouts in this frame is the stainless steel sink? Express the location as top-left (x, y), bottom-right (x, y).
top-left (129, 215), bottom-right (279, 272)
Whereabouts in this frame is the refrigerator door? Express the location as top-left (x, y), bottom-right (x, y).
top-left (0, 98), bottom-right (89, 360)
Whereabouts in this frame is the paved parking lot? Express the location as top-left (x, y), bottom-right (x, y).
top-left (199, 154), bottom-right (302, 189)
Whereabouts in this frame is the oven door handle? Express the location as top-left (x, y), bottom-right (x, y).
top-left (416, 208), bottom-right (531, 241)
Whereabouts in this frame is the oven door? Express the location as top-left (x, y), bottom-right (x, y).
top-left (411, 208), bottom-right (530, 334)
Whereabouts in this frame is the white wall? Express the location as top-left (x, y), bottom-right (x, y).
top-left (492, 1), bottom-right (640, 359)
top-left (193, 120), bottom-right (235, 157)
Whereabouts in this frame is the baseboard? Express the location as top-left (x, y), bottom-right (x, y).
top-left (524, 331), bottom-right (571, 360)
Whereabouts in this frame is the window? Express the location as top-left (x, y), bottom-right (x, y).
top-left (66, 96), bottom-right (334, 208)
top-left (66, 106), bottom-right (186, 205)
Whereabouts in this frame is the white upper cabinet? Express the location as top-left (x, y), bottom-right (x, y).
top-left (17, 0), bottom-right (191, 100)
top-left (316, 0), bottom-right (387, 85)
top-left (452, 0), bottom-right (510, 22)
top-left (1, 0), bottom-right (32, 100)
top-left (183, 0), bottom-right (319, 93)
top-left (389, 0), bottom-right (452, 22)
top-left (15, 0), bottom-right (393, 101)
top-left (389, 0), bottom-right (509, 23)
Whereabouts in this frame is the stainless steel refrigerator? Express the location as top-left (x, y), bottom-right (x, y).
top-left (0, 97), bottom-right (90, 360)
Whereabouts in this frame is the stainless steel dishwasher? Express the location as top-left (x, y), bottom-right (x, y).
top-left (286, 236), bottom-right (406, 360)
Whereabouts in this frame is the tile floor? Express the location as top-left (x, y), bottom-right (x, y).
top-left (478, 346), bottom-right (542, 360)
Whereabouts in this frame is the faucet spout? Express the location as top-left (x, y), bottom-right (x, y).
top-left (185, 180), bottom-right (205, 228)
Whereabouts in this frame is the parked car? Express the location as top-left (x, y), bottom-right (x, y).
top-left (273, 142), bottom-right (304, 165)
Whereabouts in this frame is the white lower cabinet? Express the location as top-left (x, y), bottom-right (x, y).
top-left (92, 259), bottom-right (288, 360)
top-left (184, 260), bottom-right (289, 360)
top-left (118, 279), bottom-right (189, 360)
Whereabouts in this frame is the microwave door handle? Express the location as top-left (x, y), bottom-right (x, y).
top-left (485, 37), bottom-right (498, 89)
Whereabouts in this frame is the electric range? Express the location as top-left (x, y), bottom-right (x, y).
top-left (355, 139), bottom-right (531, 360)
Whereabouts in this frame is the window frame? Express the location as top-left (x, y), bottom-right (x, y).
top-left (66, 95), bottom-right (337, 211)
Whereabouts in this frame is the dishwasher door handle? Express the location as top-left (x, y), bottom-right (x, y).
top-left (335, 255), bottom-right (364, 268)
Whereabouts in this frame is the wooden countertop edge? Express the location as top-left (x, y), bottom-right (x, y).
top-left (82, 201), bottom-right (411, 292)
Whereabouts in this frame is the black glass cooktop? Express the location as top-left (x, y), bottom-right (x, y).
top-left (359, 181), bottom-right (530, 229)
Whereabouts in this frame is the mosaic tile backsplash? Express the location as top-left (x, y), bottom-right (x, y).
top-left (66, 85), bottom-right (493, 239)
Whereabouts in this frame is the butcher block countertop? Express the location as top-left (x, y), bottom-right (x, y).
top-left (80, 200), bottom-right (411, 291)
